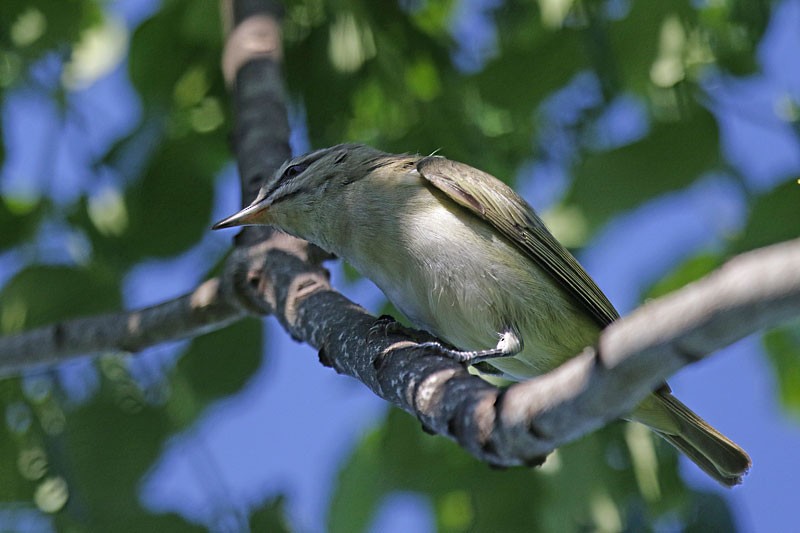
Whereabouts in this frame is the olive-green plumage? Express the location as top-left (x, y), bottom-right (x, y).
top-left (214, 143), bottom-right (751, 486)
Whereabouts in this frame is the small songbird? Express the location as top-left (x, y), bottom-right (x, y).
top-left (213, 144), bottom-right (751, 486)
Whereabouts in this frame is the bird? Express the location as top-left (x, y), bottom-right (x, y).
top-left (213, 143), bottom-right (751, 486)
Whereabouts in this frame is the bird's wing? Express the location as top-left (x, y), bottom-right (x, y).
top-left (417, 156), bottom-right (619, 327)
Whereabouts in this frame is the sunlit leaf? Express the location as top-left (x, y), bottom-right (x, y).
top-left (609, 0), bottom-right (695, 93)
top-left (0, 0), bottom-right (103, 65)
top-left (129, 0), bottom-right (222, 106)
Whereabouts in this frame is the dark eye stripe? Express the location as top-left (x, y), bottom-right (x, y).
top-left (283, 163), bottom-right (308, 179)
top-left (259, 162), bottom-right (309, 201)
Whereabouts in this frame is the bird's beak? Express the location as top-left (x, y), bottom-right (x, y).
top-left (211, 199), bottom-right (270, 230)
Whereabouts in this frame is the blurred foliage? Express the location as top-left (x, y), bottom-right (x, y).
top-left (0, 0), bottom-right (269, 530)
top-left (0, 265), bottom-right (121, 333)
top-left (0, 1), bottom-right (103, 75)
top-left (0, 319), bottom-right (264, 531)
top-left (645, 253), bottom-right (722, 301)
top-left (330, 409), bottom-right (734, 533)
top-left (0, 196), bottom-right (47, 249)
top-left (572, 107), bottom-right (720, 227)
top-left (0, 0), bottom-right (797, 531)
top-left (730, 178), bottom-right (800, 254)
top-left (249, 496), bottom-right (293, 533)
top-left (763, 320), bottom-right (800, 417)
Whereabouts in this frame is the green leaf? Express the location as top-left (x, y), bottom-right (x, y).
top-left (0, 319), bottom-right (263, 527)
top-left (169, 318), bottom-right (262, 428)
top-left (54, 379), bottom-right (204, 532)
top-left (0, 265), bottom-right (120, 333)
top-left (730, 179), bottom-right (800, 255)
top-left (72, 136), bottom-right (222, 268)
top-left (249, 496), bottom-right (292, 533)
top-left (123, 138), bottom-right (218, 257)
top-left (609, 0), bottom-right (695, 94)
top-left (697, 0), bottom-right (768, 76)
top-left (569, 107), bottom-right (719, 227)
top-left (0, 196), bottom-right (45, 249)
top-left (0, 0), bottom-right (103, 63)
top-left (762, 321), bottom-right (800, 416)
top-left (0, 378), bottom-right (36, 502)
top-left (646, 253), bottom-right (722, 300)
top-left (684, 491), bottom-right (737, 532)
top-left (477, 30), bottom-right (585, 116)
top-left (128, 0), bottom-right (222, 107)
top-left (179, 0), bottom-right (223, 48)
top-left (330, 408), bottom-right (702, 533)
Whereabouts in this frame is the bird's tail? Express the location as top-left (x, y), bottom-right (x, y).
top-left (630, 389), bottom-right (751, 487)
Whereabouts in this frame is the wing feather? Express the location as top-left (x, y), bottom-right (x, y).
top-left (417, 156), bottom-right (618, 327)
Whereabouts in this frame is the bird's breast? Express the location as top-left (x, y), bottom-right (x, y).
top-left (326, 179), bottom-right (599, 379)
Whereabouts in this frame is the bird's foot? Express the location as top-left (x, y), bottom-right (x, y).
top-left (414, 342), bottom-right (518, 365)
top-left (414, 329), bottom-right (522, 365)
top-left (368, 314), bottom-right (430, 344)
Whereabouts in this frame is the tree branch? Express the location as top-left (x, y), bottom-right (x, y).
top-left (0, 0), bottom-right (797, 471)
top-left (270, 236), bottom-right (800, 465)
top-left (0, 277), bottom-right (244, 377)
top-left (0, 0), bottom-right (316, 377)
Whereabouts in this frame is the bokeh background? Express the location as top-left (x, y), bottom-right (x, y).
top-left (1, 0), bottom-right (799, 531)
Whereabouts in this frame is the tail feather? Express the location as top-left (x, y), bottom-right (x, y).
top-left (630, 391), bottom-right (751, 487)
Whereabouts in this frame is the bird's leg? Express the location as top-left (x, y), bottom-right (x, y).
top-left (370, 317), bottom-right (520, 367)
top-left (416, 328), bottom-right (522, 365)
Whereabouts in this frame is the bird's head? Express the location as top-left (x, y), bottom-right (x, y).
top-left (212, 143), bottom-right (390, 237)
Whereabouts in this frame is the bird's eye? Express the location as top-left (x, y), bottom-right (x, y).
top-left (282, 163), bottom-right (308, 180)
